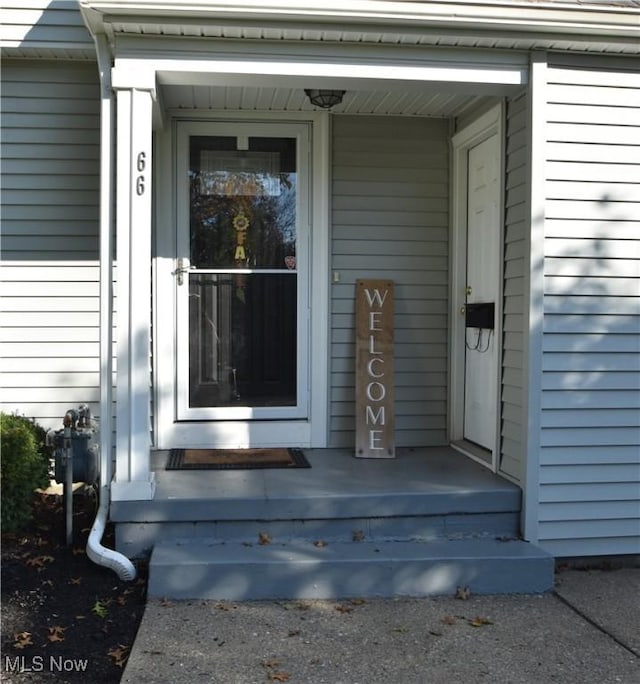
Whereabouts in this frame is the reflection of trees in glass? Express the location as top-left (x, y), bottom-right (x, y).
top-left (190, 171), bottom-right (296, 270)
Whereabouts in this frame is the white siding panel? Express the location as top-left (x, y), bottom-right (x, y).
top-left (0, 61), bottom-right (103, 431)
top-left (0, 1), bottom-right (93, 52)
top-left (546, 123), bottom-right (640, 146)
top-left (545, 258), bottom-right (638, 279)
top-left (539, 519), bottom-right (640, 540)
top-left (546, 221), bottom-right (638, 241)
top-left (544, 296), bottom-right (638, 316)
top-left (539, 59), bottom-right (640, 558)
top-left (500, 90), bottom-right (529, 484)
top-left (541, 390), bottom-right (639, 410)
top-left (546, 161), bottom-right (640, 184)
top-left (541, 538), bottom-right (640, 556)
top-left (1, 61), bottom-right (100, 260)
top-left (547, 83), bottom-right (640, 107)
top-left (540, 463), bottom-right (640, 484)
top-left (329, 115), bottom-right (449, 448)
top-left (545, 277), bottom-right (639, 298)
top-left (546, 143), bottom-right (638, 165)
top-left (540, 427), bottom-right (640, 447)
top-left (540, 445), bottom-right (640, 466)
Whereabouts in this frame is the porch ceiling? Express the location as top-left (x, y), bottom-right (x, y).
top-left (160, 83), bottom-right (494, 118)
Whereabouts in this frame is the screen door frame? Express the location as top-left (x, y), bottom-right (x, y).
top-left (174, 120), bottom-right (311, 421)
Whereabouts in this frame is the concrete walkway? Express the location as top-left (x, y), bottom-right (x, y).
top-left (123, 567), bottom-right (639, 684)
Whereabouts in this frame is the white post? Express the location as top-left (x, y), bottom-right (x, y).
top-left (111, 86), bottom-right (155, 501)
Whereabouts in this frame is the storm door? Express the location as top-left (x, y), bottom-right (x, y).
top-left (175, 122), bottom-right (309, 422)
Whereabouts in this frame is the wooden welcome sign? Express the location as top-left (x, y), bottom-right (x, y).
top-left (355, 279), bottom-right (395, 458)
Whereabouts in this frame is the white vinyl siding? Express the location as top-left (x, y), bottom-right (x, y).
top-left (0, 60), bottom-right (101, 430)
top-left (500, 90), bottom-right (529, 485)
top-left (0, 1), bottom-right (93, 55)
top-left (329, 115), bottom-right (449, 448)
top-left (537, 56), bottom-right (640, 557)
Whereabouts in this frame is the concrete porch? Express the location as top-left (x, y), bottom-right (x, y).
top-left (111, 447), bottom-right (554, 599)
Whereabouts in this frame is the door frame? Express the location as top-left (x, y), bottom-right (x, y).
top-left (154, 111), bottom-right (331, 449)
top-left (449, 103), bottom-right (505, 472)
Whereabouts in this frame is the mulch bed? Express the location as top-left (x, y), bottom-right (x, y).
top-left (1, 489), bottom-right (147, 683)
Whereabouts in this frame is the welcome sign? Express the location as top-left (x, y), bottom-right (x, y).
top-left (355, 279), bottom-right (395, 458)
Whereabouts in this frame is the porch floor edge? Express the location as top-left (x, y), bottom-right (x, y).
top-left (111, 447), bottom-right (521, 523)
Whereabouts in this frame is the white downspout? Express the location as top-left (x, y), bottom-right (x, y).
top-left (87, 33), bottom-right (136, 582)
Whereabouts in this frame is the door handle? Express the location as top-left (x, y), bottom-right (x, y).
top-left (172, 258), bottom-right (191, 286)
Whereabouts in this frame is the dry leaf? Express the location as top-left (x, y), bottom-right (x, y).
top-left (350, 598), bottom-right (366, 606)
top-left (13, 632), bottom-right (33, 649)
top-left (441, 615), bottom-right (457, 625)
top-left (335, 604), bottom-right (353, 614)
top-left (26, 555), bottom-right (54, 568)
top-left (47, 626), bottom-right (66, 643)
top-left (70, 577), bottom-right (82, 585)
top-left (259, 532), bottom-right (272, 545)
top-left (313, 540), bottom-right (327, 548)
top-left (468, 616), bottom-right (493, 627)
top-left (160, 598), bottom-right (172, 607)
top-left (108, 644), bottom-right (130, 667)
top-left (268, 672), bottom-right (291, 682)
top-left (455, 586), bottom-right (471, 600)
top-left (262, 659), bottom-right (281, 669)
top-left (72, 546), bottom-right (85, 556)
top-left (92, 600), bottom-right (108, 618)
top-left (352, 530), bottom-right (365, 542)
top-left (117, 595), bottom-right (127, 606)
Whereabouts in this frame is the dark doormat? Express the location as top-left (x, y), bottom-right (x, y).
top-left (166, 447), bottom-right (311, 470)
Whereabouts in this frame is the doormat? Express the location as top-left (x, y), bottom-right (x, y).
top-left (166, 448), bottom-right (311, 470)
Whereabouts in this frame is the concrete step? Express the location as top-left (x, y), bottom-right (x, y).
top-left (148, 537), bottom-right (554, 600)
top-left (117, 510), bottom-right (521, 557)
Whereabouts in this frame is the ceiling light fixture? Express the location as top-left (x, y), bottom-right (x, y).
top-left (304, 89), bottom-right (345, 109)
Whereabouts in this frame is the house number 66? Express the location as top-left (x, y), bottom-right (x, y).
top-left (135, 151), bottom-right (146, 196)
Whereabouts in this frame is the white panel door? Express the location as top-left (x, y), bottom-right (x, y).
top-left (463, 133), bottom-right (500, 450)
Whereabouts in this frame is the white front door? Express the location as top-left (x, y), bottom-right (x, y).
top-left (463, 133), bottom-right (500, 453)
top-left (171, 120), bottom-right (311, 446)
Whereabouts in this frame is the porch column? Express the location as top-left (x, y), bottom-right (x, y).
top-left (111, 84), bottom-right (156, 501)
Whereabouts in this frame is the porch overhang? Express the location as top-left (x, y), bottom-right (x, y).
top-left (81, 1), bottom-right (640, 55)
top-left (82, 0), bottom-right (638, 122)
top-left (110, 44), bottom-right (528, 127)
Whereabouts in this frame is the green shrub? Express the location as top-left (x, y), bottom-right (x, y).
top-left (1, 413), bottom-right (51, 533)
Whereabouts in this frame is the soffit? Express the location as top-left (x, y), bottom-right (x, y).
top-left (159, 83), bottom-right (495, 118)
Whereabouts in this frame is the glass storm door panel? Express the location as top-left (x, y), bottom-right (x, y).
top-left (176, 123), bottom-right (309, 421)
